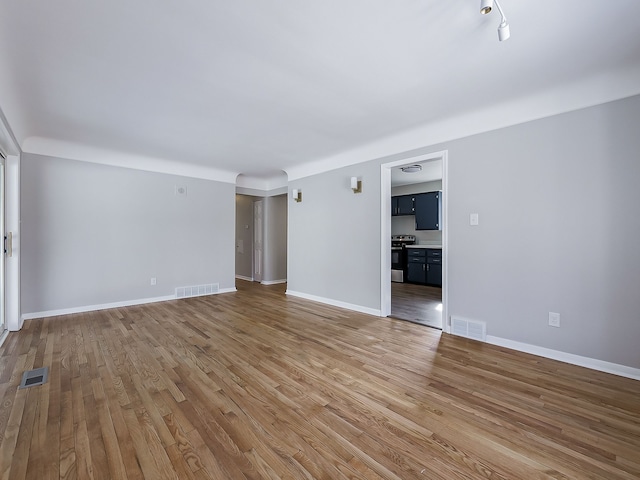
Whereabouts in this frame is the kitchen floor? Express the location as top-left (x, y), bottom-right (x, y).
top-left (391, 282), bottom-right (442, 329)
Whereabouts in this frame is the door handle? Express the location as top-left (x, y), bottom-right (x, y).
top-left (4, 232), bottom-right (12, 257)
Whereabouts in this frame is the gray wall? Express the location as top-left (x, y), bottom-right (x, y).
top-left (288, 94), bottom-right (640, 369)
top-left (263, 194), bottom-right (288, 283)
top-left (446, 95), bottom-right (640, 368)
top-left (288, 165), bottom-right (381, 308)
top-left (392, 180), bottom-right (443, 245)
top-left (22, 154), bottom-right (236, 314)
top-left (235, 194), bottom-right (256, 279)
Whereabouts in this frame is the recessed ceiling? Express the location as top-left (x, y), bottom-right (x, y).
top-left (1, 1), bottom-right (639, 185)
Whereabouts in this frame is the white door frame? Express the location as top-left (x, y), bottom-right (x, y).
top-left (0, 111), bottom-right (20, 342)
top-left (0, 157), bottom-right (5, 339)
top-left (5, 155), bottom-right (20, 333)
top-left (253, 199), bottom-right (264, 283)
top-left (380, 150), bottom-right (449, 333)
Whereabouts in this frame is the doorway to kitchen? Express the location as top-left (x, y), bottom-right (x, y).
top-left (380, 151), bottom-right (448, 332)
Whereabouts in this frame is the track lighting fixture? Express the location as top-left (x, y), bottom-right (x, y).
top-left (480, 0), bottom-right (493, 15)
top-left (480, 0), bottom-right (510, 42)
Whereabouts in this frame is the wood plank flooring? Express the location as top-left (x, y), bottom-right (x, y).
top-left (1, 280), bottom-right (639, 479)
top-left (391, 282), bottom-right (442, 328)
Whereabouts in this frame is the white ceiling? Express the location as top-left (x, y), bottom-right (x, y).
top-left (1, 1), bottom-right (640, 186)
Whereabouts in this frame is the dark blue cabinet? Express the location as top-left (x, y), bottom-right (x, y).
top-left (426, 250), bottom-right (442, 287)
top-left (406, 249), bottom-right (426, 283)
top-left (427, 263), bottom-right (442, 286)
top-left (415, 191), bottom-right (441, 230)
top-left (405, 248), bottom-right (442, 287)
top-left (391, 195), bottom-right (415, 216)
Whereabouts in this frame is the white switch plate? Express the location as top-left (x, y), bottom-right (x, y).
top-left (150, 277), bottom-right (157, 286)
top-left (548, 312), bottom-right (560, 327)
top-left (470, 213), bottom-right (479, 226)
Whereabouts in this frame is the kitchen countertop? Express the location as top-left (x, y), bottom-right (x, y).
top-left (406, 245), bottom-right (442, 249)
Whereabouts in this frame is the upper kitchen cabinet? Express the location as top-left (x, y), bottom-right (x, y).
top-left (415, 191), bottom-right (441, 230)
top-left (391, 195), bottom-right (415, 216)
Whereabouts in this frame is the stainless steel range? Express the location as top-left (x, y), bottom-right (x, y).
top-left (391, 235), bottom-right (415, 282)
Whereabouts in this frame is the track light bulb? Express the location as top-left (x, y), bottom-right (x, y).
top-left (480, 0), bottom-right (494, 14)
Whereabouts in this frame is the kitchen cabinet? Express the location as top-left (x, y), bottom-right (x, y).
top-left (407, 261), bottom-right (425, 284)
top-left (415, 191), bottom-right (441, 230)
top-left (406, 248), bottom-right (442, 287)
top-left (406, 249), bottom-right (426, 283)
top-left (391, 195), bottom-right (415, 216)
top-left (426, 249), bottom-right (442, 287)
top-left (427, 263), bottom-right (442, 286)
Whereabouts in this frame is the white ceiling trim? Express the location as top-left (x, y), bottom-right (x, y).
top-left (236, 186), bottom-right (288, 198)
top-left (22, 136), bottom-right (238, 183)
top-left (286, 67), bottom-right (640, 181)
top-left (18, 66), bottom-right (640, 186)
top-left (236, 173), bottom-right (288, 191)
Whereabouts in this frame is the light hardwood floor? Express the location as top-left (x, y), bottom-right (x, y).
top-left (391, 282), bottom-right (442, 328)
top-left (1, 280), bottom-right (639, 479)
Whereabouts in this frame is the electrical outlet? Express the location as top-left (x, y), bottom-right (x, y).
top-left (150, 277), bottom-right (157, 286)
top-left (548, 312), bottom-right (560, 328)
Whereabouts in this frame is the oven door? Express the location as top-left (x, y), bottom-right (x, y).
top-left (391, 248), bottom-right (403, 269)
top-left (391, 247), bottom-right (404, 282)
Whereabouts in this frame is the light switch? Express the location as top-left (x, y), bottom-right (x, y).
top-left (470, 213), bottom-right (479, 226)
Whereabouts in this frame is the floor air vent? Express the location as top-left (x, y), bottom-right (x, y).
top-left (19, 367), bottom-right (49, 389)
top-left (176, 283), bottom-right (220, 299)
top-left (451, 317), bottom-right (487, 342)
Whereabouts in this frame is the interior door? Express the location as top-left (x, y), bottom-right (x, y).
top-left (0, 158), bottom-right (5, 334)
top-left (253, 200), bottom-right (263, 283)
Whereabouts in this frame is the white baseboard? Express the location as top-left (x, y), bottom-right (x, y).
top-left (486, 335), bottom-right (640, 381)
top-left (285, 290), bottom-right (381, 317)
top-left (0, 330), bottom-right (8, 347)
top-left (235, 275), bottom-right (253, 282)
top-left (217, 288), bottom-right (237, 295)
top-left (22, 295), bottom-right (178, 320)
top-left (21, 287), bottom-right (238, 321)
top-left (261, 279), bottom-right (287, 285)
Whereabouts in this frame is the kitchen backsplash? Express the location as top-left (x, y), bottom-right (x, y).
top-left (391, 215), bottom-right (442, 245)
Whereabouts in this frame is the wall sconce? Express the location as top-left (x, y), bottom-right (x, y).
top-left (292, 188), bottom-right (302, 203)
top-left (350, 176), bottom-right (362, 194)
